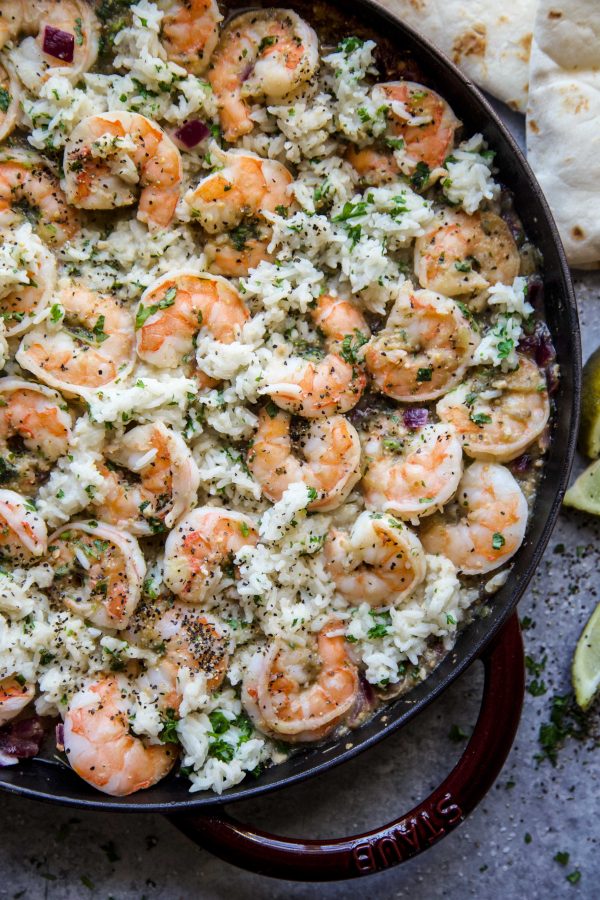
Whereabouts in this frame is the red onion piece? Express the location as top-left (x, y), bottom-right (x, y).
top-left (56, 722), bottom-right (65, 751)
top-left (173, 119), bottom-right (210, 149)
top-left (0, 717), bottom-right (45, 767)
top-left (403, 407), bottom-right (429, 429)
top-left (240, 63), bottom-right (254, 83)
top-left (518, 321), bottom-right (556, 369)
top-left (526, 275), bottom-right (544, 310)
top-left (510, 453), bottom-right (532, 475)
top-left (43, 26), bottom-right (75, 63)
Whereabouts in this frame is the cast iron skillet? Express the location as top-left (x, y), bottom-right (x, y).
top-left (0, 0), bottom-right (580, 881)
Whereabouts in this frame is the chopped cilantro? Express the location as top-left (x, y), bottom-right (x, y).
top-left (208, 710), bottom-right (230, 735)
top-left (234, 712), bottom-right (254, 743)
top-left (536, 693), bottom-right (588, 766)
top-left (492, 532), bottom-right (505, 550)
top-left (229, 218), bottom-right (259, 251)
top-left (313, 179), bottom-right (331, 203)
top-left (208, 738), bottom-right (235, 763)
top-left (74, 17), bottom-right (84, 45)
top-left (258, 35), bottom-right (277, 53)
top-left (135, 287), bottom-right (177, 329)
top-left (383, 438), bottom-right (403, 452)
top-left (340, 329), bottom-right (368, 365)
top-left (411, 161), bottom-right (430, 190)
top-left (448, 723), bottom-right (469, 742)
top-left (470, 411), bottom-right (492, 426)
top-left (367, 609), bottom-right (392, 639)
top-left (332, 200), bottom-right (368, 222)
top-left (528, 679), bottom-right (547, 697)
top-left (159, 708), bottom-right (179, 744)
top-left (50, 303), bottom-right (63, 323)
top-left (346, 222), bottom-right (362, 248)
top-left (497, 338), bottom-right (514, 359)
top-left (416, 367), bottom-right (432, 382)
top-left (525, 654), bottom-right (546, 677)
top-left (337, 36), bottom-right (363, 55)
top-left (66, 315), bottom-right (109, 346)
top-left (454, 260), bottom-right (472, 273)
top-left (385, 137), bottom-right (404, 150)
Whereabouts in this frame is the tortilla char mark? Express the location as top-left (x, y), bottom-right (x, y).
top-left (452, 23), bottom-right (487, 64)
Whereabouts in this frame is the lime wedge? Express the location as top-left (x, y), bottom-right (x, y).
top-left (564, 459), bottom-right (600, 515)
top-left (572, 601), bottom-right (600, 710)
top-left (579, 347), bottom-right (600, 458)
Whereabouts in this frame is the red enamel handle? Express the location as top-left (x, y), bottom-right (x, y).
top-left (170, 613), bottom-right (524, 881)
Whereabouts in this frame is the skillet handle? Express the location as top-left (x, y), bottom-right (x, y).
top-left (169, 613), bottom-right (524, 881)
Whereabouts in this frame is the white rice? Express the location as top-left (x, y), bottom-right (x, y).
top-left (442, 134), bottom-right (499, 214)
top-left (472, 314), bottom-right (524, 371)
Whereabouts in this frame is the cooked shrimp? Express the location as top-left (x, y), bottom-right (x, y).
top-left (0, 676), bottom-right (35, 726)
top-left (365, 282), bottom-right (479, 402)
top-left (63, 676), bottom-right (176, 797)
top-left (158, 0), bottom-right (222, 74)
top-left (261, 292), bottom-right (369, 418)
top-left (263, 349), bottom-right (367, 418)
top-left (421, 462), bottom-right (528, 574)
top-left (248, 406), bottom-right (362, 512)
top-left (361, 416), bottom-right (463, 519)
top-left (129, 600), bottom-right (228, 710)
top-left (185, 148), bottom-right (293, 233)
top-left (325, 510), bottom-right (427, 607)
top-left (0, 378), bottom-right (71, 495)
top-left (0, 0), bottom-right (98, 88)
top-left (63, 112), bottom-right (182, 231)
top-left (0, 152), bottom-right (80, 246)
top-left (311, 292), bottom-right (370, 352)
top-left (184, 147), bottom-right (294, 275)
top-left (242, 620), bottom-right (359, 743)
top-left (209, 8), bottom-right (319, 142)
top-left (0, 225), bottom-right (57, 337)
top-left (47, 521), bottom-right (146, 629)
top-left (164, 506), bottom-right (258, 603)
top-left (0, 489), bottom-right (47, 564)
top-left (135, 270), bottom-right (249, 386)
top-left (0, 59), bottom-right (20, 142)
top-left (346, 147), bottom-right (402, 187)
top-left (94, 422), bottom-right (200, 537)
top-left (347, 81), bottom-right (459, 185)
top-left (16, 284), bottom-right (135, 397)
top-left (203, 225), bottom-right (275, 277)
top-left (437, 356), bottom-right (550, 463)
top-left (414, 209), bottom-right (520, 297)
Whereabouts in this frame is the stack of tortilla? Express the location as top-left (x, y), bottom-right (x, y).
top-left (378, 0), bottom-right (599, 268)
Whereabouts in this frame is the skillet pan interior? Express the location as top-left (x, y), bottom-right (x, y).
top-left (0, 0), bottom-right (579, 811)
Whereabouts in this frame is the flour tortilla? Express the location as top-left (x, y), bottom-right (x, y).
top-left (375, 0), bottom-right (536, 111)
top-left (526, 0), bottom-right (600, 268)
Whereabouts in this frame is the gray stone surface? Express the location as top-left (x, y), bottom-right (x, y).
top-left (2, 117), bottom-right (600, 900)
